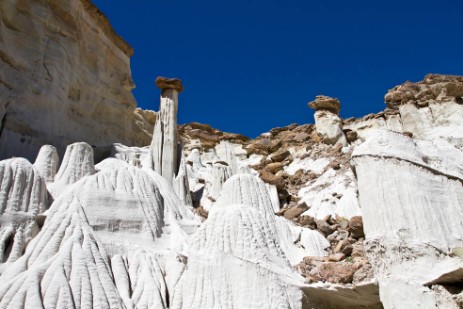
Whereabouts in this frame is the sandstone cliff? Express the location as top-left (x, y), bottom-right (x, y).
top-left (0, 0), bottom-right (155, 161)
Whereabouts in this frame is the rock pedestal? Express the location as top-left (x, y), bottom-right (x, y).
top-left (151, 77), bottom-right (184, 184)
top-left (308, 95), bottom-right (348, 146)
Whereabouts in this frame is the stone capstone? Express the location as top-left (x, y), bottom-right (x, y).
top-left (308, 95), bottom-right (342, 114)
top-left (155, 76), bottom-right (184, 93)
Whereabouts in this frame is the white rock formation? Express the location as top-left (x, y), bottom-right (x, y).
top-left (352, 129), bottom-right (463, 308)
top-left (173, 155), bottom-right (193, 207)
top-left (0, 158), bottom-right (48, 271)
top-left (49, 142), bottom-right (96, 196)
top-left (151, 77), bottom-right (184, 183)
top-left (0, 0), bottom-right (156, 161)
top-left (33, 145), bottom-right (59, 182)
top-left (171, 204), bottom-right (303, 309)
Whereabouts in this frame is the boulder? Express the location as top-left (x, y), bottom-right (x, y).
top-left (308, 95), bottom-right (341, 114)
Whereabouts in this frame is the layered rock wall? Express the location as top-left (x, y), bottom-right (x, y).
top-left (0, 0), bottom-right (155, 161)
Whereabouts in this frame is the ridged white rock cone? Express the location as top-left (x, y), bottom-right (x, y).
top-left (0, 199), bottom-right (125, 309)
top-left (52, 142), bottom-right (95, 194)
top-left (33, 145), bottom-right (59, 183)
top-left (0, 158), bottom-right (48, 267)
top-left (171, 204), bottom-right (303, 309)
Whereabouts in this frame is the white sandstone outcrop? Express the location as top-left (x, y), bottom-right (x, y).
top-left (0, 158), bottom-right (48, 271)
top-left (0, 0), bottom-right (156, 161)
top-left (171, 204), bottom-right (303, 309)
top-left (309, 95), bottom-right (348, 146)
top-left (49, 142), bottom-right (96, 195)
top-left (33, 145), bottom-right (59, 182)
top-left (151, 77), bottom-right (184, 183)
top-left (352, 130), bottom-right (463, 308)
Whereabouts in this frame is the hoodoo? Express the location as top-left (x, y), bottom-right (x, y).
top-left (151, 77), bottom-right (184, 184)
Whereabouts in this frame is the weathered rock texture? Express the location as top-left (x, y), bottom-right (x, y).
top-left (0, 158), bottom-right (48, 272)
top-left (0, 2), bottom-right (462, 306)
top-left (309, 95), bottom-right (348, 146)
top-left (151, 77), bottom-right (183, 183)
top-left (0, 0), bottom-right (156, 161)
top-left (352, 130), bottom-right (463, 308)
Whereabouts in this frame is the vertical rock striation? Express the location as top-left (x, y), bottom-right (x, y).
top-left (352, 130), bottom-right (463, 308)
top-left (33, 145), bottom-right (59, 183)
top-left (0, 158), bottom-right (48, 270)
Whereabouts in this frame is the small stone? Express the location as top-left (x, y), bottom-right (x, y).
top-left (346, 130), bottom-right (358, 142)
top-left (283, 203), bottom-right (309, 220)
top-left (316, 220), bottom-right (335, 237)
top-left (298, 215), bottom-right (316, 227)
top-left (271, 150), bottom-right (291, 162)
top-left (265, 162), bottom-right (284, 173)
top-left (328, 253), bottom-right (346, 262)
top-left (349, 216), bottom-right (365, 239)
top-left (335, 239), bottom-right (353, 256)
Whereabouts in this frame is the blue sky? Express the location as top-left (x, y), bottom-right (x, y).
top-left (92, 0), bottom-right (463, 138)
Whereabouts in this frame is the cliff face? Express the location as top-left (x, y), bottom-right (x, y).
top-left (0, 0), bottom-right (155, 161)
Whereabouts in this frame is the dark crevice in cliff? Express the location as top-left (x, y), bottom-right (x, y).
top-left (0, 110), bottom-right (8, 142)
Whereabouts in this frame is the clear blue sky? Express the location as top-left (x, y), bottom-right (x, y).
top-left (92, 0), bottom-right (463, 138)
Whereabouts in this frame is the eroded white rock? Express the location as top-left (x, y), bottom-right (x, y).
top-left (33, 145), bottom-right (59, 182)
top-left (171, 204), bottom-right (303, 309)
top-left (352, 130), bottom-right (463, 308)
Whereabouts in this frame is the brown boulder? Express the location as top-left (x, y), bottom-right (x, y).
top-left (265, 162), bottom-right (284, 173)
top-left (349, 216), bottom-right (365, 239)
top-left (283, 203), bottom-right (309, 220)
top-left (259, 170), bottom-right (285, 189)
top-left (298, 215), bottom-right (316, 227)
top-left (271, 149), bottom-right (291, 162)
top-left (316, 220), bottom-right (335, 237)
top-left (308, 95), bottom-right (341, 114)
top-left (309, 262), bottom-right (358, 284)
top-left (155, 76), bottom-right (184, 93)
top-left (335, 239), bottom-right (353, 256)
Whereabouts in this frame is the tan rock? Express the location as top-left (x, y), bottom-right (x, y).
top-left (384, 74), bottom-right (463, 109)
top-left (259, 170), bottom-right (285, 189)
top-left (265, 162), bottom-right (284, 173)
top-left (271, 149), bottom-right (291, 162)
top-left (308, 95), bottom-right (341, 114)
top-left (155, 76), bottom-right (184, 93)
top-left (309, 262), bottom-right (358, 284)
top-left (327, 253), bottom-right (346, 262)
top-left (349, 216), bottom-right (365, 239)
top-left (335, 239), bottom-right (353, 256)
top-left (283, 203), bottom-right (309, 220)
top-left (0, 0), bottom-right (154, 161)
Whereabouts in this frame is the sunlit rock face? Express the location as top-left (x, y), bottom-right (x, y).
top-left (352, 130), bottom-right (463, 309)
top-left (0, 0), bottom-right (462, 305)
top-left (171, 204), bottom-right (303, 309)
top-left (0, 158), bottom-right (48, 272)
top-left (0, 0), bottom-right (155, 161)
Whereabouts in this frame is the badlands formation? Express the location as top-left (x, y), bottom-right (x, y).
top-left (0, 1), bottom-right (463, 309)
